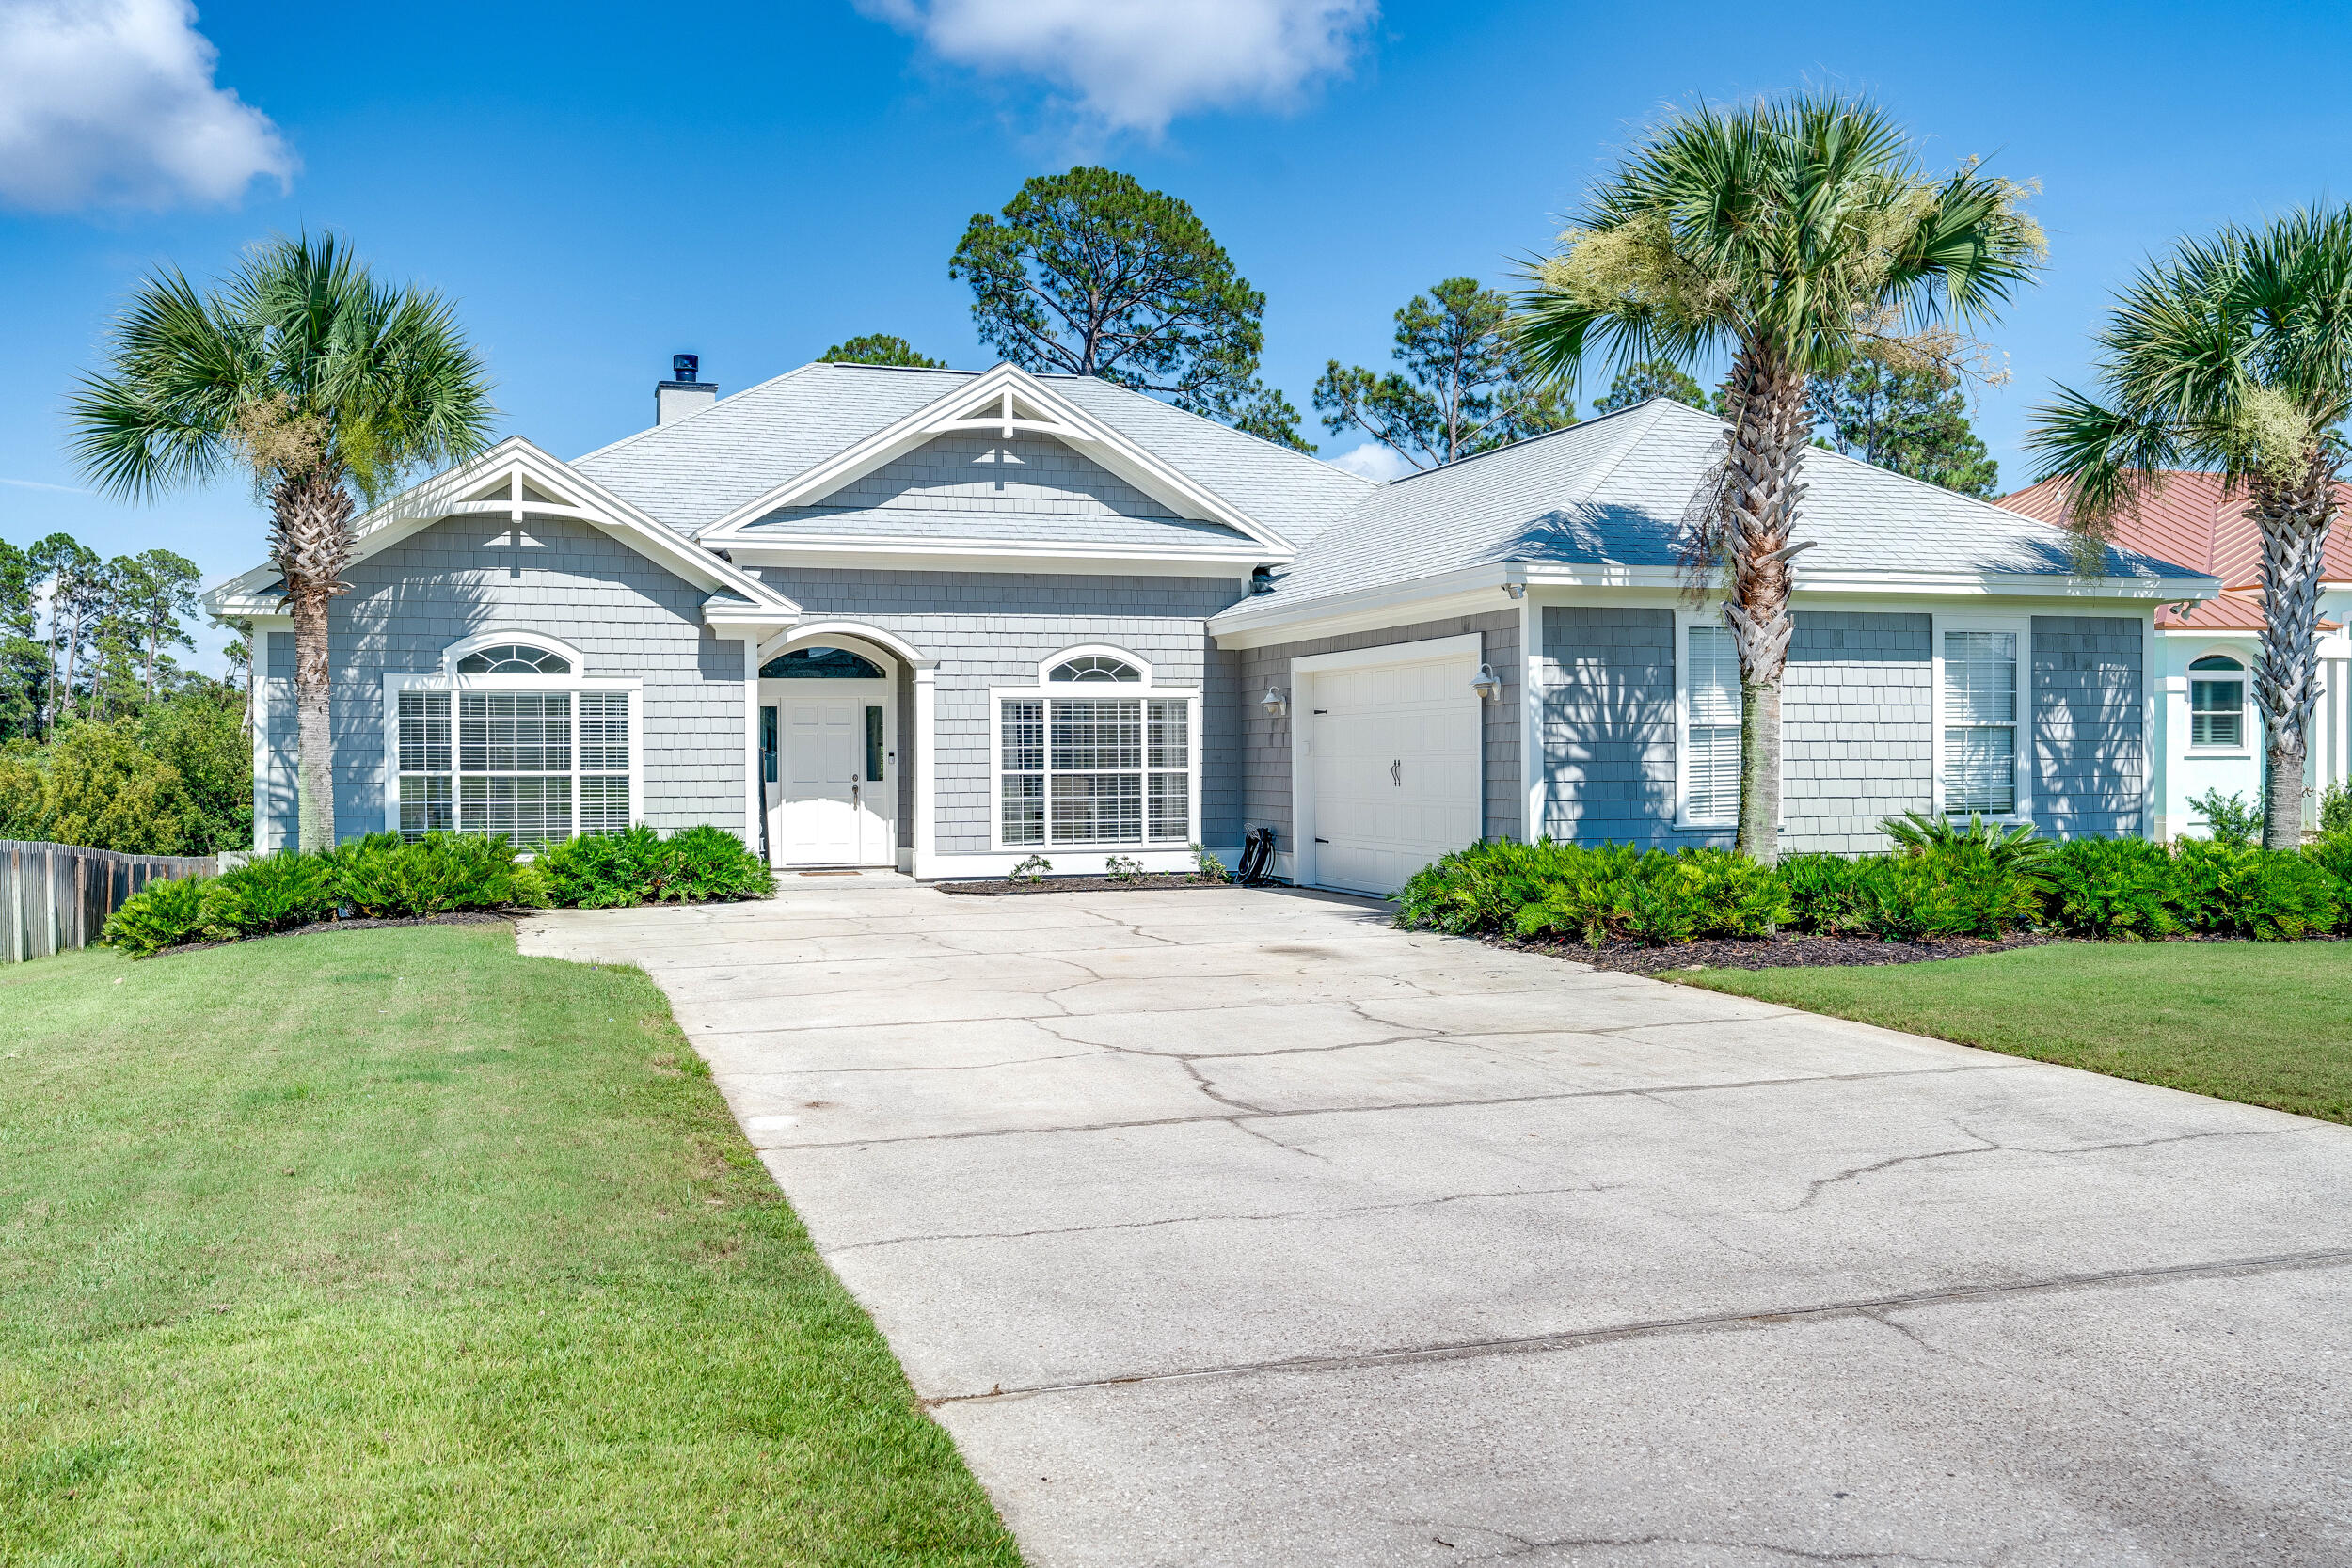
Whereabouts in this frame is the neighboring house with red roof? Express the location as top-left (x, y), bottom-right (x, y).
top-left (1998, 473), bottom-right (2352, 838)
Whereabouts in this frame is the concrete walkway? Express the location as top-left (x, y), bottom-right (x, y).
top-left (520, 879), bottom-right (2352, 1566)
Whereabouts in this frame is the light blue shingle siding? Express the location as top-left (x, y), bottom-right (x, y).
top-left (2032, 614), bottom-right (2147, 840)
top-left (1232, 611), bottom-right (1523, 857)
top-left (265, 515), bottom-right (747, 847)
top-left (755, 567), bottom-right (1249, 854)
top-left (1537, 606), bottom-right (1936, 853)
top-left (1784, 612), bottom-right (1934, 853)
top-left (1538, 605), bottom-right (1706, 848)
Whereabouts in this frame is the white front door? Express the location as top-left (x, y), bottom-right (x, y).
top-left (1304, 654), bottom-right (1483, 895)
top-left (765, 678), bottom-right (895, 866)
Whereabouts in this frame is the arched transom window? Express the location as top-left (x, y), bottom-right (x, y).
top-left (388, 635), bottom-right (636, 847)
top-left (998, 649), bottom-right (1193, 851)
top-left (456, 641), bottom-right (571, 674)
top-left (761, 645), bottom-right (886, 680)
top-left (2189, 655), bottom-right (2246, 748)
top-left (1049, 655), bottom-right (1142, 683)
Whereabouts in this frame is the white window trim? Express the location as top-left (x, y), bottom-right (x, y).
top-left (381, 657), bottom-right (645, 842)
top-left (2185, 647), bottom-right (2253, 757)
top-left (989, 653), bottom-right (1200, 854)
top-left (1673, 607), bottom-right (1741, 831)
top-left (440, 627), bottom-right (589, 678)
top-left (1930, 610), bottom-right (2034, 823)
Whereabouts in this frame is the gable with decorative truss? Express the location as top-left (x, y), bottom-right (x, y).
top-left (695, 362), bottom-right (1295, 556)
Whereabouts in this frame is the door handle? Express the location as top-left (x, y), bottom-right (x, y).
top-left (1391, 759), bottom-right (1402, 787)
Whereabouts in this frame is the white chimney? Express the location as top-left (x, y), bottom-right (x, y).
top-left (656, 354), bottom-right (716, 425)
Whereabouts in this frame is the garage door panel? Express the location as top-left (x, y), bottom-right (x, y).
top-left (1306, 653), bottom-right (1485, 896)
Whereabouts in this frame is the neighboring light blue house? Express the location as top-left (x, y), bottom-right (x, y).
top-left (205, 359), bottom-right (2217, 894)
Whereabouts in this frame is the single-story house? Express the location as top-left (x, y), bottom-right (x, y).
top-left (204, 358), bottom-right (2217, 894)
top-left (1999, 472), bottom-right (2352, 839)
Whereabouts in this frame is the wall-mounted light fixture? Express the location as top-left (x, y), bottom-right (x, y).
top-left (1260, 684), bottom-right (1289, 718)
top-left (1502, 581), bottom-right (1527, 599)
top-left (1470, 663), bottom-right (1502, 703)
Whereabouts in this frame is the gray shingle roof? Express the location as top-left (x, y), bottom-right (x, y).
top-left (1245, 399), bottom-right (2213, 613)
top-left (568, 362), bottom-right (1375, 545)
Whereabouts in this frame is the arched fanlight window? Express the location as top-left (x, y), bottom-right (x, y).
top-left (456, 642), bottom-right (571, 674)
top-left (2188, 654), bottom-right (2247, 748)
top-left (761, 645), bottom-right (886, 680)
top-left (1048, 655), bottom-right (1141, 683)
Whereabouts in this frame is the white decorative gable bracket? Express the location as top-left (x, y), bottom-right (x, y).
top-left (200, 436), bottom-right (801, 626)
top-left (925, 386), bottom-right (1093, 444)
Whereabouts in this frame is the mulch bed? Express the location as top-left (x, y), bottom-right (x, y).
top-left (936, 874), bottom-right (1240, 896)
top-left (1491, 930), bottom-right (2058, 976)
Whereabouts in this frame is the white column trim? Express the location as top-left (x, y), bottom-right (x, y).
top-left (741, 636), bottom-right (761, 853)
top-left (1519, 593), bottom-right (1542, 844)
top-left (913, 665), bottom-right (938, 877)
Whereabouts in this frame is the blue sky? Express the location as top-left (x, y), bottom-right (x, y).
top-left (3, 0), bottom-right (2347, 668)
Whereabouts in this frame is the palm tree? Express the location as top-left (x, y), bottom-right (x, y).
top-left (71, 233), bottom-right (495, 851)
top-left (1517, 94), bottom-right (2042, 863)
top-left (2027, 208), bottom-right (2352, 850)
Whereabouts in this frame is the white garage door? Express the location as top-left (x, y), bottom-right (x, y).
top-left (1304, 652), bottom-right (1483, 895)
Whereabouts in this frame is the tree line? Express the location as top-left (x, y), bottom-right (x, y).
top-left (58, 96), bottom-right (2352, 862)
top-left (0, 534), bottom-right (222, 742)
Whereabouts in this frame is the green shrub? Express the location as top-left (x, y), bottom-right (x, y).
top-left (2323, 783), bottom-right (2352, 839)
top-left (2041, 836), bottom-right (2179, 939)
top-left (2169, 837), bottom-right (2341, 939)
top-left (1781, 853), bottom-right (1875, 936)
top-left (211, 849), bottom-right (338, 933)
top-left (2185, 788), bottom-right (2261, 848)
top-left (650, 824), bottom-right (771, 902)
top-left (1506, 844), bottom-right (1788, 947)
top-left (323, 832), bottom-right (543, 918)
top-left (102, 875), bottom-right (235, 958)
top-left (537, 825), bottom-right (664, 908)
top-left (1395, 838), bottom-right (1588, 935)
top-left (1849, 851), bottom-right (2041, 941)
top-left (1, 694), bottom-right (251, 855)
top-left (536, 825), bottom-right (770, 907)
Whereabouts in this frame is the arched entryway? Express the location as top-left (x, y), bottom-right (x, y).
top-left (757, 626), bottom-right (924, 868)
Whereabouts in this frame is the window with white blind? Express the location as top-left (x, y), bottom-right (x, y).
top-left (1941, 628), bottom-right (2020, 816)
top-left (997, 655), bottom-right (1194, 849)
top-left (387, 640), bottom-right (638, 847)
top-left (1683, 623), bottom-right (1741, 824)
top-left (2188, 654), bottom-right (2247, 748)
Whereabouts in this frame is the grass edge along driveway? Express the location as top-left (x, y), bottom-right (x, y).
top-left (1678, 941), bottom-right (2352, 1127)
top-left (0, 924), bottom-right (1023, 1567)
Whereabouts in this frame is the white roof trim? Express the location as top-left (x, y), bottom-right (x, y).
top-left (199, 436), bottom-right (802, 625)
top-left (1209, 558), bottom-right (2223, 644)
top-left (694, 362), bottom-right (1295, 554)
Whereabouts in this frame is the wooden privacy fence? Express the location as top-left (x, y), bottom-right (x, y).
top-left (2, 840), bottom-right (218, 963)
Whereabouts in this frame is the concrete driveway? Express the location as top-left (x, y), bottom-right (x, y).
top-left (521, 878), bottom-right (2352, 1566)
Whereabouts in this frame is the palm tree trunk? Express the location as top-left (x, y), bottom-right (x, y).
top-left (270, 471), bottom-right (358, 853)
top-left (1719, 343), bottom-right (1811, 866)
top-left (2251, 458), bottom-right (2337, 849)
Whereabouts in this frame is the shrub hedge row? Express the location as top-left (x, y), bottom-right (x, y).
top-left (1395, 814), bottom-right (2352, 947)
top-left (103, 824), bottom-right (771, 958)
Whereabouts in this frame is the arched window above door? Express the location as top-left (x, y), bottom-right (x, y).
top-left (456, 641), bottom-right (571, 674)
top-left (761, 645), bottom-right (886, 679)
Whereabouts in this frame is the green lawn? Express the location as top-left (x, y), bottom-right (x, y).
top-left (0, 925), bottom-right (1022, 1567)
top-left (1679, 942), bottom-right (2352, 1125)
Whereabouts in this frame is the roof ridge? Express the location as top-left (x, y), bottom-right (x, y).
top-left (569, 360), bottom-right (829, 466)
top-left (1377, 396), bottom-right (1685, 489)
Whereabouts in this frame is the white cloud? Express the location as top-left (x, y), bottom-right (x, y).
top-left (859, 0), bottom-right (1377, 136)
top-left (1326, 439), bottom-right (1415, 483)
top-left (0, 0), bottom-right (294, 211)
